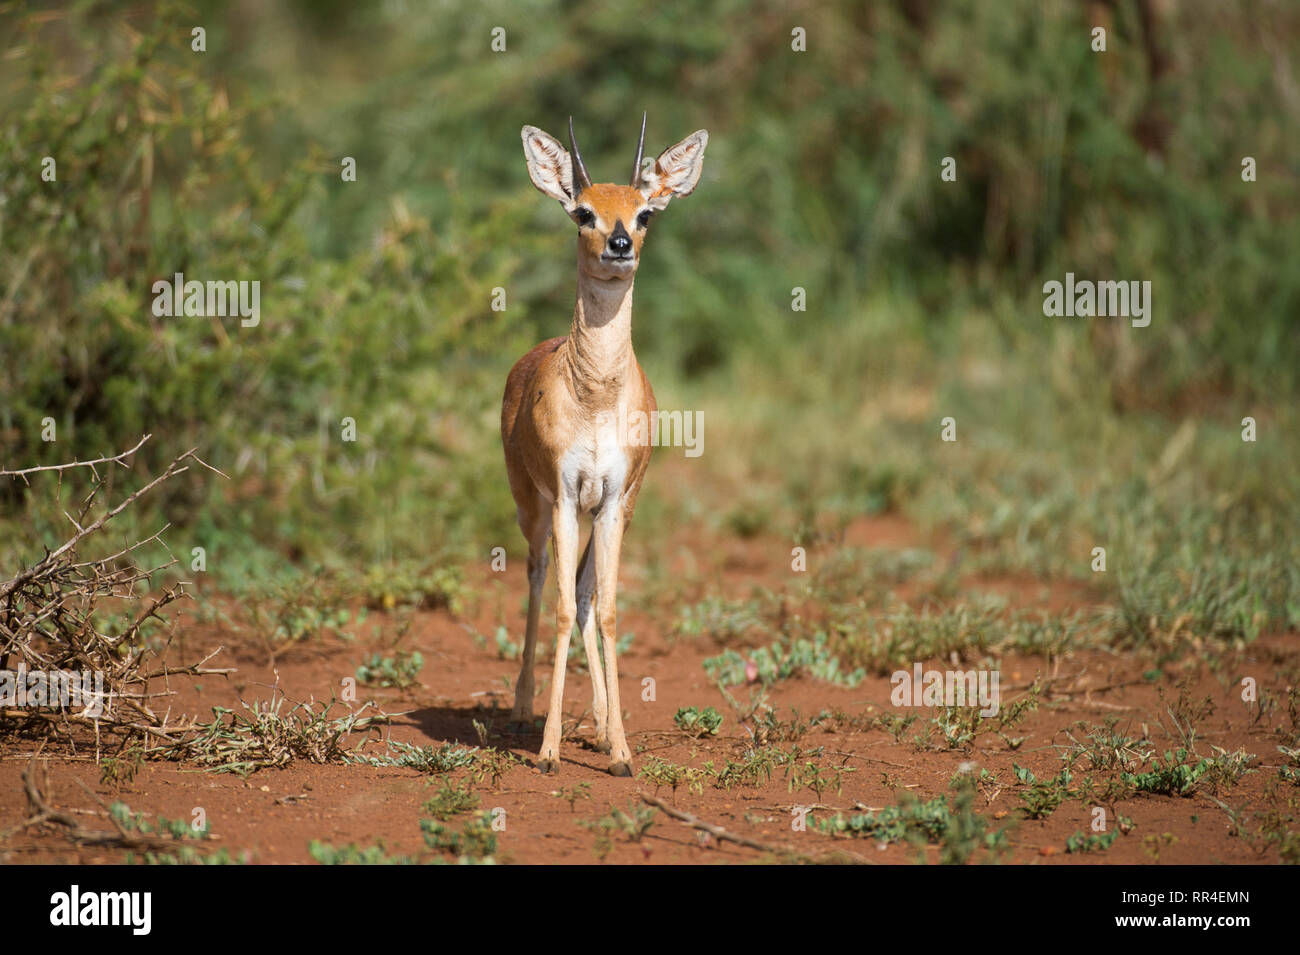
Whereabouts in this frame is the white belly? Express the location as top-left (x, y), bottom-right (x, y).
top-left (561, 417), bottom-right (627, 514)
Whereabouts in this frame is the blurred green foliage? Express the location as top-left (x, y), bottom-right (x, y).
top-left (0, 1), bottom-right (1296, 636)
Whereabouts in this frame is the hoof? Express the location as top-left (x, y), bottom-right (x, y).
top-left (538, 757), bottom-right (561, 775)
top-left (594, 739), bottom-right (612, 754)
top-left (608, 760), bottom-right (633, 778)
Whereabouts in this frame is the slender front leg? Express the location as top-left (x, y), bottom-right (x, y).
top-left (593, 503), bottom-right (632, 775)
top-left (538, 500), bottom-right (580, 773)
top-left (574, 538), bottom-right (610, 751)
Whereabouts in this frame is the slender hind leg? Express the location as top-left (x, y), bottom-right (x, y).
top-left (509, 498), bottom-right (550, 732)
top-left (574, 537), bottom-right (609, 752)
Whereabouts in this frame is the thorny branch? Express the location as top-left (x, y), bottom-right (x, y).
top-left (0, 437), bottom-right (231, 754)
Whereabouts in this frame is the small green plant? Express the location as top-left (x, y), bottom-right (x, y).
top-left (1014, 764), bottom-right (1076, 819)
top-left (110, 802), bottom-right (210, 841)
top-left (639, 757), bottom-right (709, 796)
top-left (351, 740), bottom-right (479, 774)
top-left (1061, 719), bottom-right (1154, 773)
top-left (752, 707), bottom-right (828, 744)
top-left (1142, 832), bottom-right (1178, 861)
top-left (673, 596), bottom-right (765, 643)
top-left (1255, 809), bottom-right (1300, 864)
top-left (356, 650), bottom-right (424, 688)
top-left (783, 758), bottom-right (855, 798)
top-left (723, 504), bottom-right (771, 539)
top-left (1277, 745), bottom-right (1300, 785)
top-left (931, 706), bottom-right (980, 751)
top-left (819, 785), bottom-right (1009, 864)
top-left (552, 782), bottom-right (593, 811)
top-left (423, 779), bottom-right (480, 820)
top-left (950, 766), bottom-right (1003, 807)
top-left (468, 748), bottom-right (524, 788)
top-left (995, 684), bottom-right (1041, 748)
top-left (1077, 774), bottom-right (1138, 805)
top-left (703, 632), bottom-right (865, 688)
top-left (363, 563), bottom-right (464, 613)
top-left (941, 776), bottom-right (1008, 864)
top-left (579, 802), bottom-right (657, 860)
top-left (715, 683), bottom-right (773, 725)
top-left (421, 811), bottom-right (498, 862)
top-left (1065, 829), bottom-right (1120, 854)
top-left (1158, 682), bottom-right (1216, 749)
top-left (309, 841), bottom-right (414, 865)
top-left (711, 748), bottom-right (779, 790)
top-left (100, 744), bottom-right (146, 788)
top-left (129, 847), bottom-right (247, 865)
top-left (673, 705), bottom-right (724, 738)
top-left (867, 711), bottom-right (918, 742)
top-left (1202, 746), bottom-right (1255, 792)
top-left (1122, 748), bottom-right (1213, 796)
top-left (250, 574), bottom-right (360, 648)
top-left (834, 601), bottom-right (1003, 675)
top-left (494, 626), bottom-right (521, 661)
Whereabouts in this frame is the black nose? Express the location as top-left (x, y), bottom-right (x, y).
top-left (608, 222), bottom-right (632, 256)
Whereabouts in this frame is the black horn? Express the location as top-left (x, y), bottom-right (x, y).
top-left (568, 116), bottom-right (592, 195)
top-left (630, 111), bottom-right (647, 187)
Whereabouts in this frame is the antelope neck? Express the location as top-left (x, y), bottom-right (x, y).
top-left (565, 269), bottom-right (636, 407)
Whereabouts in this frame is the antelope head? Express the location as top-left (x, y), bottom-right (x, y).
top-left (521, 114), bottom-right (708, 281)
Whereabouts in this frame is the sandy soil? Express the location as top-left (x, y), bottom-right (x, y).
top-left (2, 516), bottom-right (1295, 865)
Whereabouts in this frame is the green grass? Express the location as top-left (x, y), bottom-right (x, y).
top-left (170, 698), bottom-right (391, 776)
top-left (1013, 764), bottom-right (1077, 820)
top-left (816, 779), bottom-right (1009, 864)
top-left (703, 632), bottom-right (866, 688)
top-left (578, 802), bottom-right (657, 861)
top-left (421, 812), bottom-right (499, 862)
top-left (1121, 748), bottom-right (1218, 797)
top-left (309, 842), bottom-right (415, 865)
top-left (422, 780), bottom-right (480, 821)
top-left (129, 847), bottom-right (248, 865)
top-left (110, 802), bottom-right (210, 842)
top-left (356, 650), bottom-right (425, 689)
top-left (1065, 830), bottom-right (1120, 854)
top-left (672, 706), bottom-right (724, 738)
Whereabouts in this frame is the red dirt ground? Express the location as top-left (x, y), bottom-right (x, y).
top-left (2, 516), bottom-right (1296, 865)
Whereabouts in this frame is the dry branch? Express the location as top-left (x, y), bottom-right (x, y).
top-left (7, 759), bottom-right (207, 852)
top-left (639, 791), bottom-right (873, 864)
top-left (0, 437), bottom-right (229, 753)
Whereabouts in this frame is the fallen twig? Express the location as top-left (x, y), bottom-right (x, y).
top-left (7, 760), bottom-right (194, 852)
top-left (639, 791), bottom-right (873, 864)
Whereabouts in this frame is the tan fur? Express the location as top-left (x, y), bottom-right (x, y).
top-left (504, 122), bottom-right (706, 775)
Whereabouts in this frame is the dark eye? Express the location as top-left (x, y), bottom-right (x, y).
top-left (575, 208), bottom-right (595, 228)
top-left (636, 209), bottom-right (653, 229)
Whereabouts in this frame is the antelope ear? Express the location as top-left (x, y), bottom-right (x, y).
top-left (640, 130), bottom-right (708, 210)
top-left (521, 126), bottom-right (577, 210)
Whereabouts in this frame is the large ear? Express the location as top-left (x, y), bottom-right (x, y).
top-left (639, 130), bottom-right (708, 210)
top-left (521, 125), bottom-right (577, 210)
